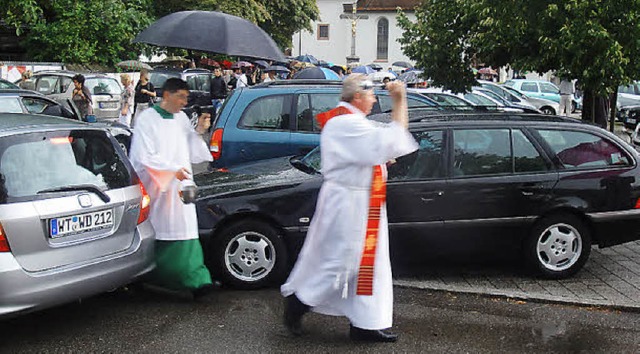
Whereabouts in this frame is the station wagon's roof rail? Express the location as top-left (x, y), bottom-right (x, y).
top-left (253, 80), bottom-right (343, 88)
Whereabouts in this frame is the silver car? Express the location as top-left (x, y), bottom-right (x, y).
top-left (30, 71), bottom-right (123, 122)
top-left (0, 113), bottom-right (155, 318)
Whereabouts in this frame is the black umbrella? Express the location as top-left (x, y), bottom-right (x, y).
top-left (133, 11), bottom-right (285, 62)
top-left (254, 60), bottom-right (270, 69)
top-left (392, 61), bottom-right (413, 68)
top-left (265, 65), bottom-right (290, 73)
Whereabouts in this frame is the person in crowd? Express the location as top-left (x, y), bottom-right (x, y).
top-left (119, 74), bottom-right (135, 127)
top-left (129, 78), bottom-right (215, 300)
top-left (71, 74), bottom-right (94, 121)
top-left (18, 70), bottom-right (32, 90)
top-left (559, 78), bottom-right (575, 117)
top-left (234, 67), bottom-right (248, 88)
top-left (281, 75), bottom-right (418, 343)
top-left (133, 69), bottom-right (156, 126)
top-left (261, 71), bottom-right (271, 83)
top-left (210, 67), bottom-right (227, 114)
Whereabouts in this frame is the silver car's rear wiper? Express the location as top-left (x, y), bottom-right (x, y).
top-left (37, 184), bottom-right (111, 203)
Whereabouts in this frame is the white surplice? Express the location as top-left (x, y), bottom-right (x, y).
top-left (129, 108), bottom-right (212, 241)
top-left (281, 102), bottom-right (418, 330)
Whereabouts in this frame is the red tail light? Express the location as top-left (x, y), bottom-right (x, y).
top-left (209, 128), bottom-right (224, 160)
top-left (635, 198), bottom-right (640, 209)
top-left (137, 183), bottom-right (151, 224)
top-left (0, 223), bottom-right (10, 252)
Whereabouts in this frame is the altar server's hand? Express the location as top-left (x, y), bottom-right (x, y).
top-left (176, 167), bottom-right (191, 181)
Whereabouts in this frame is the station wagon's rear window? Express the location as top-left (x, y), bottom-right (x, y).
top-left (537, 129), bottom-right (631, 169)
top-left (0, 130), bottom-right (132, 203)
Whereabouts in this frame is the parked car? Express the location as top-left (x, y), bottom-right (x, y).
top-left (0, 79), bottom-right (19, 90)
top-left (500, 85), bottom-right (561, 115)
top-left (0, 89), bottom-right (132, 155)
top-left (0, 113), bottom-right (155, 318)
top-left (195, 111), bottom-right (640, 288)
top-left (30, 71), bottom-right (123, 122)
top-left (504, 79), bottom-right (579, 112)
top-left (149, 67), bottom-right (213, 120)
top-left (207, 80), bottom-right (438, 168)
top-left (475, 80), bottom-right (542, 113)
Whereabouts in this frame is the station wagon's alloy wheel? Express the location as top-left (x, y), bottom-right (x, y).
top-left (525, 214), bottom-right (591, 279)
top-left (213, 220), bottom-right (288, 289)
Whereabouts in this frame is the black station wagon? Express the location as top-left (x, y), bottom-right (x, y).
top-left (194, 111), bottom-right (640, 288)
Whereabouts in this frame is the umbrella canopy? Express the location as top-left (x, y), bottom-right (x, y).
top-left (367, 63), bottom-right (383, 71)
top-left (117, 60), bottom-right (151, 71)
top-left (265, 65), bottom-right (290, 73)
top-left (133, 11), bottom-right (285, 61)
top-left (296, 54), bottom-right (319, 64)
top-left (392, 61), bottom-right (413, 68)
top-left (398, 70), bottom-right (425, 84)
top-left (352, 65), bottom-right (375, 74)
top-left (254, 60), bottom-right (270, 69)
top-left (293, 67), bottom-right (341, 80)
top-left (199, 57), bottom-right (219, 67)
top-left (368, 71), bottom-right (396, 82)
top-left (478, 67), bottom-right (498, 75)
top-left (231, 61), bottom-right (253, 69)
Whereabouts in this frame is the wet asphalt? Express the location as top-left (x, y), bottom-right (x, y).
top-left (1, 286), bottom-right (639, 353)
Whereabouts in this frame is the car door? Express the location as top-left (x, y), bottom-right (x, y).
top-left (386, 129), bottom-right (447, 261)
top-left (232, 93), bottom-right (293, 164)
top-left (292, 90), bottom-right (340, 155)
top-left (539, 82), bottom-right (561, 103)
top-left (440, 127), bottom-right (558, 255)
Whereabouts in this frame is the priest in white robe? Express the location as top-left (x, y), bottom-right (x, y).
top-left (129, 78), bottom-right (214, 299)
top-left (281, 75), bottom-right (418, 342)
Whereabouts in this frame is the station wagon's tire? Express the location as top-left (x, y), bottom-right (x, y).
top-left (212, 220), bottom-right (288, 289)
top-left (524, 214), bottom-right (591, 279)
top-left (540, 106), bottom-right (556, 115)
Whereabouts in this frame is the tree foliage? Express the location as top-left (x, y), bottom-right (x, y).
top-left (4, 0), bottom-right (318, 65)
top-left (398, 0), bottom-right (640, 96)
top-left (5, 0), bottom-right (152, 66)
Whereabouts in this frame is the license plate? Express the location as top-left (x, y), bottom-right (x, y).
top-left (49, 209), bottom-right (114, 238)
top-left (628, 118), bottom-right (636, 124)
top-left (99, 101), bottom-right (118, 109)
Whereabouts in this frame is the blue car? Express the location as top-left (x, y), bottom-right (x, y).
top-left (207, 80), bottom-right (438, 168)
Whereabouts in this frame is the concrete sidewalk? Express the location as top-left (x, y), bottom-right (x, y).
top-left (395, 240), bottom-right (640, 311)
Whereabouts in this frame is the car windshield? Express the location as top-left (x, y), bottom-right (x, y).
top-left (85, 78), bottom-right (122, 95)
top-left (0, 130), bottom-right (133, 203)
top-left (291, 147), bottom-right (321, 174)
top-left (0, 97), bottom-right (24, 113)
top-left (150, 72), bottom-right (178, 89)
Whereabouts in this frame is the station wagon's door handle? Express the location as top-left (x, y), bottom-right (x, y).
top-left (521, 191), bottom-right (534, 196)
top-left (420, 191), bottom-right (444, 203)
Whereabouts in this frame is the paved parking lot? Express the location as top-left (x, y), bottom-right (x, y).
top-left (396, 241), bottom-right (640, 311)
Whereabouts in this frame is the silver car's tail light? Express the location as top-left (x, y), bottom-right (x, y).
top-left (0, 223), bottom-right (10, 252)
top-left (137, 183), bottom-right (151, 224)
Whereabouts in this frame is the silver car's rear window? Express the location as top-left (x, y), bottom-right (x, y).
top-left (85, 78), bottom-right (122, 95)
top-left (0, 130), bottom-right (133, 203)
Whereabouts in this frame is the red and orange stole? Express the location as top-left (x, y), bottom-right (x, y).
top-left (315, 106), bottom-right (385, 296)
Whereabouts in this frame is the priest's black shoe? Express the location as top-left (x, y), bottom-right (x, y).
top-left (283, 294), bottom-right (309, 336)
top-left (349, 325), bottom-right (398, 342)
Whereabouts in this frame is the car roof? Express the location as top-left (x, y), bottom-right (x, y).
top-left (369, 110), bottom-right (584, 125)
top-left (252, 80), bottom-right (344, 89)
top-left (0, 88), bottom-right (46, 97)
top-left (0, 113), bottom-right (88, 134)
top-left (32, 70), bottom-right (113, 78)
top-left (151, 67), bottom-right (211, 74)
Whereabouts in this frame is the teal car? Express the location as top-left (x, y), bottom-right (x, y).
top-left (504, 79), bottom-right (579, 112)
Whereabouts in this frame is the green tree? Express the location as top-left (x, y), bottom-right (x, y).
top-left (5, 0), bottom-right (152, 66)
top-left (398, 0), bottom-right (640, 124)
